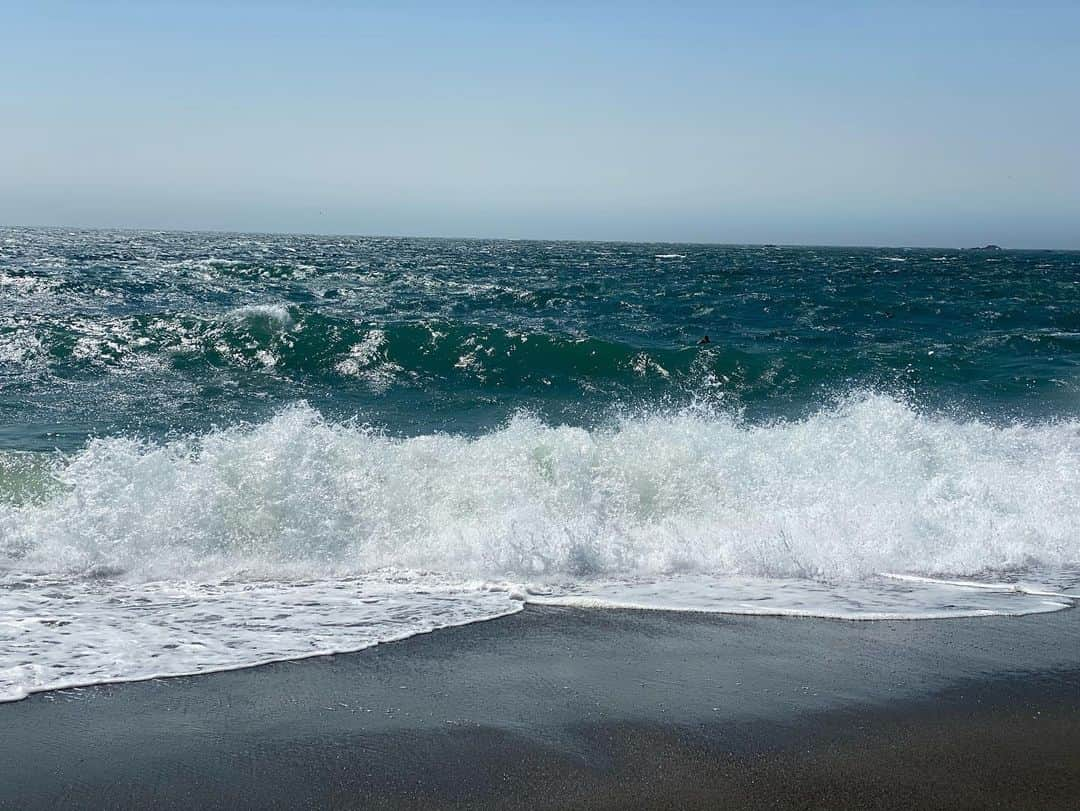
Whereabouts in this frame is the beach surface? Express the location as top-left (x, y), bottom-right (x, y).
top-left (2, 604), bottom-right (1079, 809)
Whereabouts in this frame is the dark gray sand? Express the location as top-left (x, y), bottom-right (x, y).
top-left (2, 605), bottom-right (1079, 809)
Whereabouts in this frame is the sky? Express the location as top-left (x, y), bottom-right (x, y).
top-left (3, 1), bottom-right (1078, 248)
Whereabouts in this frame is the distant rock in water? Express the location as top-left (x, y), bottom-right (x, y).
top-left (967, 244), bottom-right (1003, 251)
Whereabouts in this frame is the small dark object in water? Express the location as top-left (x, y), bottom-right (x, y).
top-left (698, 335), bottom-right (711, 345)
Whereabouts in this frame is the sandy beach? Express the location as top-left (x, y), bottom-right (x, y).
top-left (2, 604), bottom-right (1078, 809)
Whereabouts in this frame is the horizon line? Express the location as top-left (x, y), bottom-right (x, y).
top-left (4, 222), bottom-right (1076, 253)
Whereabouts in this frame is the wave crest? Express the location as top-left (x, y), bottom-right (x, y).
top-left (2, 396), bottom-right (1078, 583)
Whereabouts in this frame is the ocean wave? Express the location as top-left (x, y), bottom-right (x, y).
top-left (4, 310), bottom-right (709, 390)
top-left (2, 395), bottom-right (1078, 702)
top-left (3, 395), bottom-right (1077, 584)
top-left (5, 305), bottom-right (1002, 417)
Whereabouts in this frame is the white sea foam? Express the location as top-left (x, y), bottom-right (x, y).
top-left (1, 395), bottom-right (1077, 700)
top-left (335, 329), bottom-right (405, 391)
top-left (228, 303), bottom-right (295, 329)
top-left (0, 573), bottom-right (520, 703)
top-left (9, 394), bottom-right (1075, 582)
top-left (0, 331), bottom-right (47, 368)
top-left (527, 573), bottom-right (1073, 620)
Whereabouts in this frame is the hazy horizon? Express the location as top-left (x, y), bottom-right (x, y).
top-left (4, 221), bottom-right (1072, 252)
top-left (4, 2), bottom-right (1078, 249)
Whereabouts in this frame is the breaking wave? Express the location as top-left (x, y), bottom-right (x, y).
top-left (3, 391), bottom-right (1079, 703)
top-left (3, 395), bottom-right (1077, 584)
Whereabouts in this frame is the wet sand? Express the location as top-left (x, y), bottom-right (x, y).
top-left (2, 605), bottom-right (1079, 809)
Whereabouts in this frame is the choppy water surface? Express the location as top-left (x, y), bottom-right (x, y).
top-left (1, 228), bottom-right (1078, 700)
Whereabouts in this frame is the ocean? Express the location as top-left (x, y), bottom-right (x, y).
top-left (1, 227), bottom-right (1078, 702)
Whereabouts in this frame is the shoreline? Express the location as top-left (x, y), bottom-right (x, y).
top-left (2, 604), bottom-right (1079, 809)
top-left (6, 592), bottom-right (1074, 706)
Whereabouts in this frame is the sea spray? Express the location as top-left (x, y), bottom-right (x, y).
top-left (3, 397), bottom-right (1077, 584)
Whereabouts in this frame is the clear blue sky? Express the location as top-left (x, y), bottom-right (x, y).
top-left (3, 1), bottom-right (1078, 247)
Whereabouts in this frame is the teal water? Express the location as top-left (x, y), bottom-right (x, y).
top-left (3, 228), bottom-right (1078, 450)
top-left (1, 227), bottom-right (1078, 701)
